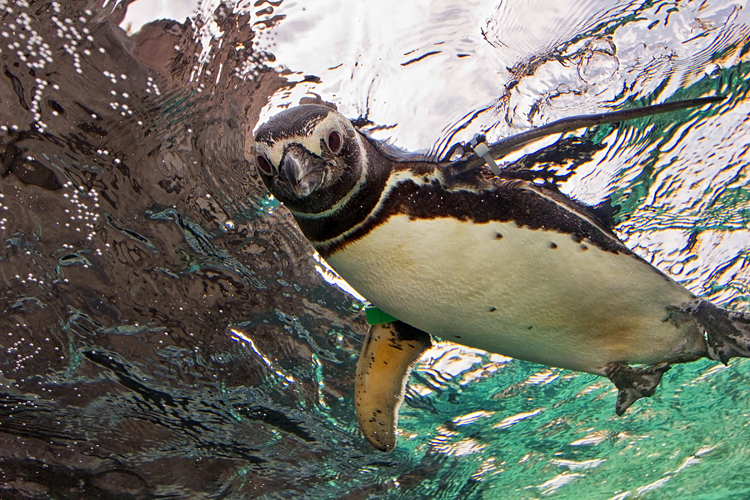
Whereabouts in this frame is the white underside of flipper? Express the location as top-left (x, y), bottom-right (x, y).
top-left (327, 215), bottom-right (705, 375)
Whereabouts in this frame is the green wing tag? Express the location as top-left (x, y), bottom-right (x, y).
top-left (364, 305), bottom-right (398, 325)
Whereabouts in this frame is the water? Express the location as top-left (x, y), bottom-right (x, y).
top-left (0, 0), bottom-right (749, 498)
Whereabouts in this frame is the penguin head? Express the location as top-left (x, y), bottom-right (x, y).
top-left (254, 104), bottom-right (366, 214)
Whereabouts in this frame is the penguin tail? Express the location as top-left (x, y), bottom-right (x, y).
top-left (685, 300), bottom-right (750, 365)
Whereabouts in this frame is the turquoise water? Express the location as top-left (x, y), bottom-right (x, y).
top-left (0, 1), bottom-right (749, 498)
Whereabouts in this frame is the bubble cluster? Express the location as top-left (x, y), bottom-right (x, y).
top-left (30, 78), bottom-right (49, 125)
top-left (61, 181), bottom-right (100, 242)
top-left (0, 193), bottom-right (7, 231)
top-left (51, 7), bottom-right (96, 75)
top-left (17, 272), bottom-right (46, 285)
top-left (5, 333), bottom-right (43, 372)
top-left (234, 50), bottom-right (275, 81)
top-left (0, 3), bottom-right (108, 133)
top-left (146, 76), bottom-right (161, 96)
top-left (108, 88), bottom-right (134, 117)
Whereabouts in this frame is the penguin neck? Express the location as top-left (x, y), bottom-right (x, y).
top-left (290, 134), bottom-right (402, 247)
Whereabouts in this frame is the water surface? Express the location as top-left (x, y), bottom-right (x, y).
top-left (1, 1), bottom-right (749, 498)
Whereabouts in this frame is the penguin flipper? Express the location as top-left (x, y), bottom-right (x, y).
top-left (604, 362), bottom-right (671, 416)
top-left (355, 321), bottom-right (432, 452)
top-left (685, 300), bottom-right (750, 365)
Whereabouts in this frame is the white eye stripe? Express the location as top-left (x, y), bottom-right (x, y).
top-left (257, 137), bottom-right (320, 168)
top-left (256, 113), bottom-right (351, 167)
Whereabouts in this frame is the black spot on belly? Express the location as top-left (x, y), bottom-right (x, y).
top-left (495, 233), bottom-right (503, 240)
top-left (580, 244), bottom-right (589, 251)
top-left (549, 242), bottom-right (558, 249)
top-left (489, 307), bottom-right (497, 312)
top-left (572, 234), bottom-right (583, 243)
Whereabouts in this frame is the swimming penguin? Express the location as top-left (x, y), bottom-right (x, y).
top-left (253, 96), bottom-right (750, 452)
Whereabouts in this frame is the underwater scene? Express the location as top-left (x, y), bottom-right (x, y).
top-left (1, 0), bottom-right (749, 498)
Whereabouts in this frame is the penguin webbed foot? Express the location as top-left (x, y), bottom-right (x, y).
top-left (684, 300), bottom-right (750, 364)
top-left (355, 320), bottom-right (432, 452)
top-left (604, 362), bottom-right (671, 416)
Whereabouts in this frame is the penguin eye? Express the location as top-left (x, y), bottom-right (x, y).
top-left (327, 130), bottom-right (342, 154)
top-left (256, 155), bottom-right (273, 175)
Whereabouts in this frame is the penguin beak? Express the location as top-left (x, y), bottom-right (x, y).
top-left (281, 148), bottom-right (325, 198)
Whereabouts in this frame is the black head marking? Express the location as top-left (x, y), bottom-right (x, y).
top-left (255, 104), bottom-right (332, 145)
top-left (253, 104), bottom-right (380, 215)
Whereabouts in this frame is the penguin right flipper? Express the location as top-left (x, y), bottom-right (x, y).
top-left (685, 300), bottom-right (750, 365)
top-left (355, 321), bottom-right (432, 452)
top-left (605, 362), bottom-right (671, 416)
top-left (447, 96), bottom-right (724, 176)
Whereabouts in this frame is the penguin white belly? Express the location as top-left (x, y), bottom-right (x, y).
top-left (326, 215), bottom-right (701, 375)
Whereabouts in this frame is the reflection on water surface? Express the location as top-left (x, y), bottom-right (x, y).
top-left (1, 0), bottom-right (749, 498)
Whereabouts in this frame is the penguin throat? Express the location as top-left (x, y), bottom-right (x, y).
top-left (290, 138), bottom-right (394, 245)
top-left (289, 151), bottom-right (369, 219)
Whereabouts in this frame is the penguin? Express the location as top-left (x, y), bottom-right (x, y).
top-left (253, 97), bottom-right (750, 452)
